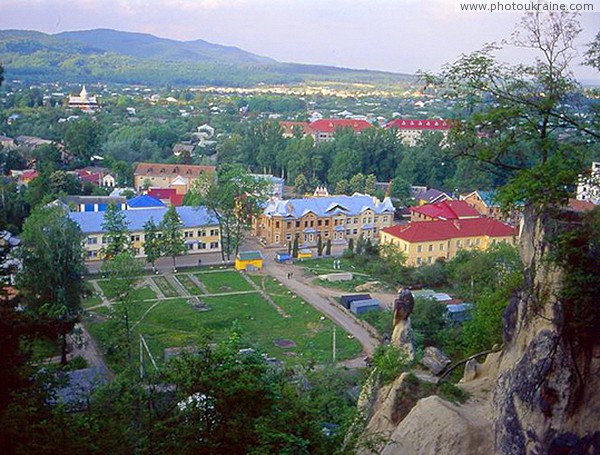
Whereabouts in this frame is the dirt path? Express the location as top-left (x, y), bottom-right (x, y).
top-left (262, 260), bottom-right (380, 357)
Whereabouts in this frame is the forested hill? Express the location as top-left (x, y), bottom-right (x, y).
top-left (0, 28), bottom-right (413, 87)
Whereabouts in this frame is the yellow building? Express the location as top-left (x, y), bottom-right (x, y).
top-left (380, 218), bottom-right (517, 267)
top-left (254, 194), bottom-right (395, 249)
top-left (134, 163), bottom-right (216, 193)
top-left (69, 206), bottom-right (221, 261)
top-left (234, 251), bottom-right (264, 271)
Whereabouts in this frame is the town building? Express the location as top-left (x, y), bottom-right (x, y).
top-left (234, 251), bottom-right (264, 271)
top-left (413, 188), bottom-right (453, 206)
top-left (410, 200), bottom-right (481, 222)
top-left (309, 119), bottom-right (372, 143)
top-left (133, 163), bottom-right (216, 194)
top-left (380, 218), bottom-right (517, 266)
top-left (249, 174), bottom-right (285, 198)
top-left (147, 188), bottom-right (185, 206)
top-left (279, 121), bottom-right (315, 138)
top-left (69, 206), bottom-right (220, 261)
top-left (461, 190), bottom-right (502, 219)
top-left (67, 86), bottom-right (99, 112)
top-left (58, 196), bottom-right (127, 212)
top-left (385, 119), bottom-right (452, 147)
top-left (576, 162), bottom-right (600, 205)
top-left (254, 194), bottom-right (395, 248)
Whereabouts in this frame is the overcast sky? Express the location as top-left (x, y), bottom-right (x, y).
top-left (1, 0), bottom-right (599, 80)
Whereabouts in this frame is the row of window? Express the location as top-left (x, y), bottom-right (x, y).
top-left (88, 229), bottom-right (220, 245)
top-left (87, 241), bottom-right (219, 258)
top-left (273, 215), bottom-right (389, 230)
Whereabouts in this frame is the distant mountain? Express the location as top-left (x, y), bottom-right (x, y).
top-left (0, 28), bottom-right (413, 87)
top-left (55, 29), bottom-right (275, 65)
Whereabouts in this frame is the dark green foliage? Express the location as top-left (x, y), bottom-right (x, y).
top-left (411, 298), bottom-right (447, 347)
top-left (159, 205), bottom-right (186, 270)
top-left (317, 236), bottom-right (323, 257)
top-left (101, 202), bottom-right (130, 259)
top-left (325, 239), bottom-right (331, 256)
top-left (17, 205), bottom-right (86, 363)
top-left (372, 345), bottom-right (409, 384)
top-left (0, 177), bottom-right (28, 232)
top-left (292, 236), bottom-right (299, 258)
top-left (143, 218), bottom-right (162, 269)
top-left (550, 207), bottom-right (600, 349)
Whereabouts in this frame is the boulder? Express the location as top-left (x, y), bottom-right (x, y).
top-left (420, 346), bottom-right (451, 375)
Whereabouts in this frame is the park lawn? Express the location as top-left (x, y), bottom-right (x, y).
top-left (194, 270), bottom-right (254, 294)
top-left (249, 275), bottom-right (362, 362)
top-left (82, 294), bottom-right (103, 309)
top-left (302, 257), bottom-right (371, 276)
top-left (173, 273), bottom-right (205, 296)
top-left (151, 276), bottom-right (179, 298)
top-left (95, 280), bottom-right (157, 302)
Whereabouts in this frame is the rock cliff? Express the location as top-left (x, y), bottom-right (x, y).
top-left (357, 206), bottom-right (600, 454)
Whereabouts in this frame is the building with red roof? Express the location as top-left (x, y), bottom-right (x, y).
top-left (148, 188), bottom-right (185, 206)
top-left (380, 218), bottom-right (518, 266)
top-left (410, 200), bottom-right (482, 222)
top-left (279, 121), bottom-right (315, 138)
top-left (385, 118), bottom-right (452, 147)
top-left (309, 119), bottom-right (372, 143)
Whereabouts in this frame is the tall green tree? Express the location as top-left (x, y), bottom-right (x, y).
top-left (143, 218), bottom-right (162, 272)
top-left (188, 165), bottom-right (270, 262)
top-left (17, 206), bottom-right (85, 364)
top-left (159, 205), bottom-right (186, 272)
top-left (101, 202), bottom-right (130, 259)
top-left (100, 252), bottom-right (144, 367)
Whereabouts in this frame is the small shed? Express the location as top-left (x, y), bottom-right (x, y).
top-left (446, 303), bottom-right (473, 323)
top-left (350, 299), bottom-right (381, 315)
top-left (234, 250), bottom-right (264, 271)
top-left (297, 249), bottom-right (313, 260)
top-left (275, 251), bottom-right (292, 263)
top-left (340, 294), bottom-right (372, 309)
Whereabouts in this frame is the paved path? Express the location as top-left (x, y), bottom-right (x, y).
top-left (187, 273), bottom-right (209, 294)
top-left (145, 276), bottom-right (166, 299)
top-left (262, 260), bottom-right (380, 358)
top-left (165, 274), bottom-right (190, 297)
top-left (70, 323), bottom-right (114, 379)
top-left (89, 280), bottom-right (111, 306)
top-left (241, 273), bottom-right (290, 318)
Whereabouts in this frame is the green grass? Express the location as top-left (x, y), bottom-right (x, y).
top-left (82, 294), bottom-right (103, 309)
top-left (174, 274), bottom-right (205, 296)
top-left (194, 271), bottom-right (254, 294)
top-left (152, 276), bottom-right (179, 298)
top-left (86, 276), bottom-right (362, 372)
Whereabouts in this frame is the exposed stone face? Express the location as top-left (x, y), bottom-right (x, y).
top-left (420, 346), bottom-right (451, 375)
top-left (492, 207), bottom-right (600, 454)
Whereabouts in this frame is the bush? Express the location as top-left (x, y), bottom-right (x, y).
top-left (372, 345), bottom-right (409, 383)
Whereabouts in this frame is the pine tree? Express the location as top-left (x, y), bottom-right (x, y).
top-left (325, 239), bottom-right (332, 256)
top-left (160, 205), bottom-right (186, 272)
top-left (292, 236), bottom-right (299, 258)
top-left (101, 202), bottom-right (130, 259)
top-left (143, 218), bottom-right (162, 272)
top-left (317, 236), bottom-right (323, 256)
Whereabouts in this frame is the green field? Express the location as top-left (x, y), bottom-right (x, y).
top-left (194, 271), bottom-right (254, 294)
top-left (151, 276), bottom-right (178, 298)
top-left (173, 274), bottom-right (204, 295)
top-left (85, 270), bottom-right (362, 372)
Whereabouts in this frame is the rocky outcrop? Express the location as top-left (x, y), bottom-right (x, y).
top-left (492, 207), bottom-right (600, 454)
top-left (391, 288), bottom-right (416, 361)
top-left (420, 346), bottom-right (451, 375)
top-left (357, 206), bottom-right (600, 454)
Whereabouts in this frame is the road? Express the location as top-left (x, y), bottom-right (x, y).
top-left (261, 255), bottom-right (381, 359)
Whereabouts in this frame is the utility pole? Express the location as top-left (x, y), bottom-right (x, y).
top-left (332, 326), bottom-right (337, 363)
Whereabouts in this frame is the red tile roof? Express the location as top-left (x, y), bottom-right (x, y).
top-left (279, 121), bottom-right (314, 136)
top-left (382, 218), bottom-right (517, 243)
top-left (567, 198), bottom-right (596, 213)
top-left (385, 119), bottom-right (451, 131)
top-left (309, 119), bottom-right (372, 133)
top-left (411, 200), bottom-right (481, 220)
top-left (148, 188), bottom-right (177, 199)
top-left (135, 163), bottom-right (216, 178)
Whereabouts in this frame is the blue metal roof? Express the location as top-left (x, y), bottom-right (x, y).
top-left (70, 206), bottom-right (218, 234)
top-left (477, 191), bottom-right (498, 207)
top-left (127, 194), bottom-right (165, 208)
top-left (263, 194), bottom-right (394, 219)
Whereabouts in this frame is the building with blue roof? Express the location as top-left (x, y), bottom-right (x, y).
top-left (254, 193), bottom-right (395, 248)
top-left (69, 206), bottom-right (220, 260)
top-left (461, 190), bottom-right (502, 219)
top-left (126, 194), bottom-right (166, 209)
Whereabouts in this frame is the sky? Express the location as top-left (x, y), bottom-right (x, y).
top-left (1, 0), bottom-right (599, 80)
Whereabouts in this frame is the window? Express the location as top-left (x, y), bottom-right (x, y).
top-left (198, 230), bottom-right (206, 237)
top-left (287, 221), bottom-right (292, 229)
top-left (102, 236), bottom-right (108, 244)
top-left (428, 244), bottom-right (434, 252)
top-left (198, 242), bottom-right (206, 249)
top-left (275, 221), bottom-right (280, 229)
top-left (353, 217), bottom-right (358, 224)
top-left (427, 256), bottom-right (432, 264)
top-left (130, 234), bottom-right (140, 242)
top-left (467, 239), bottom-right (472, 247)
top-left (457, 240), bottom-right (463, 248)
top-left (210, 229), bottom-right (219, 237)
top-left (374, 216), bottom-right (379, 223)
top-left (296, 221), bottom-right (300, 228)
top-left (353, 229), bottom-right (358, 235)
top-left (304, 221), bottom-right (309, 228)
top-left (324, 219), bottom-right (329, 226)
top-left (317, 220), bottom-right (322, 227)
top-left (87, 250), bottom-right (98, 258)
top-left (210, 241), bottom-right (219, 249)
top-left (310, 220), bottom-right (314, 227)
top-left (439, 243), bottom-right (445, 251)
top-left (404, 244), bottom-right (408, 252)
top-left (286, 233), bottom-right (292, 241)
top-left (383, 216), bottom-right (388, 223)
top-left (87, 236), bottom-right (97, 245)
top-left (417, 257), bottom-right (422, 265)
top-left (417, 245), bottom-right (422, 253)
top-left (187, 243), bottom-right (194, 250)
top-left (184, 231), bottom-right (193, 238)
